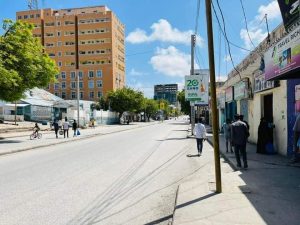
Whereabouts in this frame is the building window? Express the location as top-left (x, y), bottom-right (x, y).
top-left (36, 14), bottom-right (40, 18)
top-left (70, 71), bottom-right (76, 79)
top-left (54, 83), bottom-right (60, 90)
top-left (18, 15), bottom-right (22, 19)
top-left (88, 71), bottom-right (94, 78)
top-left (71, 82), bottom-right (76, 89)
top-left (61, 71), bottom-right (66, 79)
top-left (55, 92), bottom-right (59, 96)
top-left (61, 92), bottom-right (66, 99)
top-left (78, 71), bottom-right (83, 79)
top-left (88, 80), bottom-right (94, 89)
top-left (57, 41), bottom-right (62, 46)
top-left (61, 82), bottom-right (66, 89)
top-left (24, 15), bottom-right (28, 19)
top-left (55, 74), bottom-right (59, 79)
top-left (79, 81), bottom-right (83, 89)
top-left (58, 52), bottom-right (62, 57)
top-left (97, 70), bottom-right (102, 78)
top-left (97, 91), bottom-right (103, 98)
top-left (71, 92), bottom-right (76, 99)
top-left (89, 92), bottom-right (94, 99)
top-left (80, 92), bottom-right (84, 99)
top-left (30, 14), bottom-right (34, 18)
top-left (58, 61), bottom-right (62, 67)
top-left (97, 80), bottom-right (102, 88)
top-left (57, 31), bottom-right (61, 36)
top-left (57, 21), bottom-right (61, 26)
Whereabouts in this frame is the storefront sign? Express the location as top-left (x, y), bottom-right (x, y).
top-left (225, 87), bottom-right (233, 102)
top-left (254, 70), bottom-right (275, 93)
top-left (217, 92), bottom-right (225, 109)
top-left (265, 26), bottom-right (300, 80)
top-left (296, 84), bottom-right (300, 114)
top-left (277, 0), bottom-right (299, 31)
top-left (185, 71), bottom-right (209, 105)
top-left (234, 80), bottom-right (249, 100)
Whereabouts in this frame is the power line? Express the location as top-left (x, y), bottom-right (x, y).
top-left (239, 0), bottom-right (257, 50)
top-left (213, 0), bottom-right (241, 79)
top-left (195, 0), bottom-right (201, 34)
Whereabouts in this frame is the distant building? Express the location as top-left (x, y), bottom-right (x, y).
top-left (16, 6), bottom-right (125, 101)
top-left (154, 84), bottom-right (178, 105)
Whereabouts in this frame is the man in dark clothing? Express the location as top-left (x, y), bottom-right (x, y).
top-left (291, 114), bottom-right (300, 163)
top-left (239, 115), bottom-right (249, 131)
top-left (231, 114), bottom-right (249, 169)
top-left (72, 120), bottom-right (78, 137)
top-left (53, 120), bottom-right (59, 138)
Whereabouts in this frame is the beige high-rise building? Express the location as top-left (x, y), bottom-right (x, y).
top-left (16, 6), bottom-right (125, 101)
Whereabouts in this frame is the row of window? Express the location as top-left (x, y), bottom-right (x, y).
top-left (43, 18), bottom-right (110, 27)
top-left (57, 60), bottom-right (111, 67)
top-left (57, 70), bottom-right (103, 79)
top-left (49, 49), bottom-right (110, 57)
top-left (54, 91), bottom-right (103, 99)
top-left (18, 14), bottom-right (40, 19)
top-left (45, 38), bottom-right (111, 47)
top-left (44, 28), bottom-right (109, 37)
top-left (79, 18), bottom-right (110, 24)
top-left (53, 80), bottom-right (103, 89)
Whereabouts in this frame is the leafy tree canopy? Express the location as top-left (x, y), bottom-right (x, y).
top-left (107, 87), bottom-right (144, 120)
top-left (0, 20), bottom-right (58, 102)
top-left (145, 99), bottom-right (158, 121)
top-left (177, 90), bottom-right (190, 115)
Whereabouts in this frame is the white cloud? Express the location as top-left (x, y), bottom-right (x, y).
top-left (129, 68), bottom-right (147, 76)
top-left (256, 1), bottom-right (281, 21)
top-left (224, 55), bottom-right (231, 62)
top-left (240, 1), bottom-right (281, 49)
top-left (150, 46), bottom-right (197, 77)
top-left (126, 19), bottom-right (204, 47)
top-left (240, 28), bottom-right (267, 50)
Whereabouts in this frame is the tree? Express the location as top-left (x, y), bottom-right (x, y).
top-left (0, 20), bottom-right (58, 102)
top-left (157, 99), bottom-right (170, 119)
top-left (144, 99), bottom-right (158, 121)
top-left (107, 87), bottom-right (144, 122)
top-left (98, 96), bottom-right (109, 110)
top-left (177, 90), bottom-right (190, 115)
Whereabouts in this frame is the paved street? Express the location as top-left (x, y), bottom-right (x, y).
top-left (0, 119), bottom-right (214, 225)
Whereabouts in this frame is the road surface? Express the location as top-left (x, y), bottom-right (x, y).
top-left (0, 119), bottom-right (214, 225)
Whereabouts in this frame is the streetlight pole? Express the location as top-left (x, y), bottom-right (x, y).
top-left (205, 0), bottom-right (222, 193)
top-left (75, 15), bottom-right (80, 127)
top-left (190, 34), bottom-right (196, 135)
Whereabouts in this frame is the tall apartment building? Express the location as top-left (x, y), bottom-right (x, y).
top-left (16, 6), bottom-right (125, 101)
top-left (154, 84), bottom-right (178, 105)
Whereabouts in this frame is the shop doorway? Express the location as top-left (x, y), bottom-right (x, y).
top-left (263, 94), bottom-right (273, 122)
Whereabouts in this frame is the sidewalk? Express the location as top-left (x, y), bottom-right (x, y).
top-left (0, 122), bottom-right (158, 156)
top-left (172, 133), bottom-right (300, 225)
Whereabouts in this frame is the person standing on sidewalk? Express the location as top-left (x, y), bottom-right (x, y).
top-left (223, 119), bottom-right (233, 153)
top-left (193, 118), bottom-right (207, 156)
top-left (63, 118), bottom-right (69, 138)
top-left (72, 120), bottom-right (78, 137)
top-left (53, 120), bottom-right (59, 139)
top-left (291, 114), bottom-right (300, 163)
top-left (231, 114), bottom-right (249, 169)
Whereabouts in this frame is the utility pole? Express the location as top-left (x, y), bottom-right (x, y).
top-left (205, 0), bottom-right (222, 193)
top-left (190, 34), bottom-right (196, 135)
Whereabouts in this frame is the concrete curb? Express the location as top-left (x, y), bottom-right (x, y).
top-left (0, 122), bottom-right (158, 157)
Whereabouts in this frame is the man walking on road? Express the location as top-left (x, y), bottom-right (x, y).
top-left (193, 118), bottom-right (207, 156)
top-left (63, 118), bottom-right (69, 138)
top-left (231, 114), bottom-right (249, 169)
top-left (223, 119), bottom-right (233, 153)
top-left (53, 120), bottom-right (59, 138)
top-left (291, 114), bottom-right (300, 163)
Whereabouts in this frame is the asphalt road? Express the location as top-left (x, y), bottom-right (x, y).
top-left (0, 119), bottom-right (213, 225)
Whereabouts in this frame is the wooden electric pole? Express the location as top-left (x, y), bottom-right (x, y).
top-left (205, 0), bottom-right (222, 193)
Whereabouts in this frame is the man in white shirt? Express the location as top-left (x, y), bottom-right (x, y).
top-left (63, 118), bottom-right (69, 138)
top-left (193, 118), bottom-right (207, 156)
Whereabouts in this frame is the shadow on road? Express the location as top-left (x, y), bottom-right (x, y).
top-left (0, 139), bottom-right (23, 144)
top-left (186, 154), bottom-right (200, 158)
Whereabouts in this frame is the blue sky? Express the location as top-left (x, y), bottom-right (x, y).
top-left (0, 0), bottom-right (282, 97)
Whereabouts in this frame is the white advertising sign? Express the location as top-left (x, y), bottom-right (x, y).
top-left (185, 71), bottom-right (209, 105)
